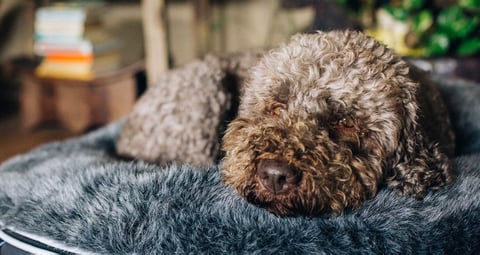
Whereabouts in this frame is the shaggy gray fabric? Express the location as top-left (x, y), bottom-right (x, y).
top-left (0, 78), bottom-right (479, 254)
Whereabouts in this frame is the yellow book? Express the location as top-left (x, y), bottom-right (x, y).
top-left (35, 60), bottom-right (93, 80)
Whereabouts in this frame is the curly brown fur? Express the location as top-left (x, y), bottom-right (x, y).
top-left (116, 52), bottom-right (262, 165)
top-left (221, 30), bottom-right (456, 217)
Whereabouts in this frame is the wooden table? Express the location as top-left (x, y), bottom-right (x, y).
top-left (18, 61), bottom-right (144, 133)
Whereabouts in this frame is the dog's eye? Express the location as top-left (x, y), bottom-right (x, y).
top-left (331, 117), bottom-right (356, 130)
top-left (338, 118), bottom-right (355, 128)
top-left (271, 103), bottom-right (287, 117)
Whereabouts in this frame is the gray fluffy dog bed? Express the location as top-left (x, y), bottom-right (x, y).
top-left (1, 77), bottom-right (480, 254)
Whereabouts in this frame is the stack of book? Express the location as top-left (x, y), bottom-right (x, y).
top-left (34, 5), bottom-right (121, 80)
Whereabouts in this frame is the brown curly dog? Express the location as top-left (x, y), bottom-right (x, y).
top-left (221, 30), bottom-right (456, 217)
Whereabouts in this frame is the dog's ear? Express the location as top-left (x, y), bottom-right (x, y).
top-left (387, 79), bottom-right (455, 198)
top-left (389, 124), bottom-right (454, 198)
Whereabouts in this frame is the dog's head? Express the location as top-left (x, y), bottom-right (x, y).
top-left (221, 30), bottom-right (454, 217)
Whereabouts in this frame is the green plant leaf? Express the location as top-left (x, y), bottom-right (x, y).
top-left (437, 6), bottom-right (479, 38)
top-left (425, 32), bottom-right (450, 56)
top-left (459, 0), bottom-right (480, 11)
top-left (412, 10), bottom-right (433, 34)
top-left (456, 38), bottom-right (480, 56)
top-left (384, 6), bottom-right (409, 21)
top-left (402, 0), bottom-right (425, 10)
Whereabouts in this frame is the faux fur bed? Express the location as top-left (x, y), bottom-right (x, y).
top-left (0, 77), bottom-right (479, 254)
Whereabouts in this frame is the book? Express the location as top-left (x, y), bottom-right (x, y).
top-left (34, 7), bottom-right (86, 41)
top-left (35, 51), bottom-right (121, 80)
top-left (35, 59), bottom-right (94, 80)
top-left (34, 40), bottom-right (93, 56)
top-left (33, 4), bottom-right (122, 81)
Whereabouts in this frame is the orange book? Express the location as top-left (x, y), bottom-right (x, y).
top-left (45, 54), bottom-right (93, 62)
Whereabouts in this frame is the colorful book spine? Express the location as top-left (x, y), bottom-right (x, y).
top-left (34, 5), bottom-right (120, 80)
top-left (34, 40), bottom-right (93, 56)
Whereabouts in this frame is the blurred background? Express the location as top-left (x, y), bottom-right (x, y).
top-left (0, 0), bottom-right (479, 162)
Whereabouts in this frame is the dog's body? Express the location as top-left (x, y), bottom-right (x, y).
top-left (118, 30), bottom-right (455, 217)
top-left (221, 30), bottom-right (455, 217)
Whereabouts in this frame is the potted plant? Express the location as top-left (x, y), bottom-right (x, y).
top-left (335, 0), bottom-right (480, 81)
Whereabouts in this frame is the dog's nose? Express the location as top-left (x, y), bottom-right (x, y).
top-left (257, 160), bottom-right (300, 194)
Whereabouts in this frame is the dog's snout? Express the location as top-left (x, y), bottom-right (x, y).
top-left (257, 160), bottom-right (300, 194)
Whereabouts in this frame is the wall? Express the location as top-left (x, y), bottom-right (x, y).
top-left (0, 1), bottom-right (314, 67)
